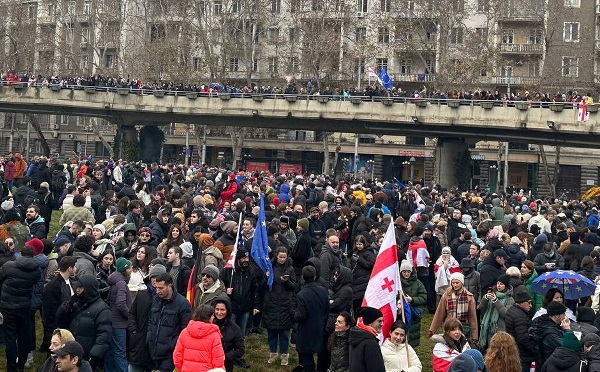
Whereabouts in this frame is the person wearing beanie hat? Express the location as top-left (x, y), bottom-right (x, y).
top-left (582, 333), bottom-right (600, 349)
top-left (539, 330), bottom-right (584, 372)
top-left (106, 256), bottom-right (133, 372)
top-left (547, 301), bottom-right (567, 317)
top-left (148, 264), bottom-right (167, 279)
top-left (478, 271), bottom-right (516, 351)
top-left (505, 290), bottom-right (536, 370)
top-left (25, 238), bottom-right (45, 256)
top-left (434, 246), bottom-right (460, 295)
top-left (447, 353), bottom-right (477, 372)
top-left (429, 261), bottom-right (478, 345)
top-left (213, 221), bottom-right (238, 263)
top-left (348, 307), bottom-right (385, 372)
top-left (399, 259), bottom-right (427, 348)
top-left (295, 265), bottom-right (329, 372)
top-left (297, 218), bottom-right (309, 231)
top-left (195, 264), bottom-right (226, 308)
top-left (461, 349), bottom-right (484, 372)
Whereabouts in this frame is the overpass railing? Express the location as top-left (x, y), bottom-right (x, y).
top-left (0, 80), bottom-right (588, 111)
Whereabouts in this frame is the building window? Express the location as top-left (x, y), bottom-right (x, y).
top-left (565, 0), bottom-right (580, 7)
top-left (381, 0), bottom-right (390, 12)
top-left (407, 0), bottom-right (415, 10)
top-left (268, 57), bottom-right (278, 73)
top-left (356, 27), bottom-right (366, 41)
top-left (425, 59), bottom-right (434, 74)
top-left (289, 57), bottom-right (299, 72)
top-left (376, 58), bottom-right (388, 70)
top-left (357, 0), bottom-right (368, 12)
top-left (27, 3), bottom-right (37, 20)
top-left (477, 0), bottom-right (488, 12)
top-left (400, 59), bottom-right (412, 74)
top-left (450, 27), bottom-right (463, 44)
top-left (475, 27), bottom-right (488, 41)
top-left (378, 27), bottom-right (389, 43)
top-left (562, 56), bottom-right (578, 77)
top-left (564, 22), bottom-right (579, 42)
top-left (229, 58), bottom-right (239, 72)
top-left (193, 57), bottom-right (201, 71)
top-left (213, 0), bottom-right (222, 14)
top-left (80, 55), bottom-right (89, 70)
top-left (231, 0), bottom-right (241, 12)
top-left (81, 26), bottom-right (90, 43)
top-left (502, 29), bottom-right (514, 44)
top-left (528, 29), bottom-right (542, 44)
top-left (528, 61), bottom-right (540, 77)
top-left (83, 0), bottom-right (91, 14)
top-left (289, 28), bottom-right (299, 42)
top-left (452, 0), bottom-right (464, 12)
top-left (311, 0), bottom-right (322, 11)
top-left (290, 0), bottom-right (299, 12)
top-left (268, 28), bottom-right (279, 43)
top-left (104, 53), bottom-right (116, 68)
top-left (252, 58), bottom-right (258, 72)
top-left (271, 0), bottom-right (280, 13)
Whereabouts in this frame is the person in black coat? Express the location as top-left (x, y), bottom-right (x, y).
top-left (262, 247), bottom-right (297, 366)
top-left (291, 218), bottom-right (313, 281)
top-left (505, 290), bottom-right (537, 372)
top-left (530, 301), bottom-right (570, 366)
top-left (212, 296), bottom-right (245, 372)
top-left (220, 247), bottom-right (259, 336)
top-left (349, 235), bottom-right (376, 313)
top-left (348, 307), bottom-right (385, 372)
top-left (128, 264), bottom-right (166, 372)
top-left (0, 244), bottom-right (42, 372)
top-left (42, 256), bottom-right (77, 354)
top-left (56, 274), bottom-right (112, 369)
top-left (479, 249), bottom-right (508, 293)
top-left (295, 265), bottom-right (329, 372)
top-left (541, 331), bottom-right (586, 372)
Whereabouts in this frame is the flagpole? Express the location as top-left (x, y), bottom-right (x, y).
top-left (229, 213), bottom-right (244, 288)
top-left (397, 290), bottom-right (411, 366)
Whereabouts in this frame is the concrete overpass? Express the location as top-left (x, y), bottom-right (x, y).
top-left (0, 84), bottom-right (598, 148)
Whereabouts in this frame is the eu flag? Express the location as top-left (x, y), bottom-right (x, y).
top-left (251, 194), bottom-right (274, 290)
top-left (378, 67), bottom-right (393, 90)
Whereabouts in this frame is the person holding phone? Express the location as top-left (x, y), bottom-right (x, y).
top-left (262, 247), bottom-right (297, 366)
top-left (533, 242), bottom-right (564, 274)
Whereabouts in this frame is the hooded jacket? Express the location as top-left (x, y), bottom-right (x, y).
top-left (56, 274), bottom-right (112, 360)
top-left (173, 320), bottom-right (225, 372)
top-left (349, 324), bottom-right (386, 372)
top-left (350, 246), bottom-right (376, 301)
top-left (295, 280), bottom-right (330, 354)
top-left (401, 268), bottom-right (427, 347)
top-left (212, 296), bottom-right (244, 372)
top-left (0, 255), bottom-right (41, 309)
top-left (541, 346), bottom-right (586, 372)
top-left (326, 266), bottom-right (353, 332)
top-left (13, 153), bottom-right (26, 179)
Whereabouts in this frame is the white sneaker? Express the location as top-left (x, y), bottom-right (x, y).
top-left (24, 351), bottom-right (33, 368)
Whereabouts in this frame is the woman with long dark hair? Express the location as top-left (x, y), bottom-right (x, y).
top-left (328, 312), bottom-right (354, 372)
top-left (157, 224), bottom-right (186, 258)
top-left (128, 245), bottom-right (156, 299)
top-left (211, 296), bottom-right (244, 372)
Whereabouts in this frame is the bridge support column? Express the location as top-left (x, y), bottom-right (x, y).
top-left (435, 138), bottom-right (468, 188)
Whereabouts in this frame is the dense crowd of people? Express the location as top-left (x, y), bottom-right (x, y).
top-left (0, 70), bottom-right (595, 105)
top-left (1, 152), bottom-right (600, 371)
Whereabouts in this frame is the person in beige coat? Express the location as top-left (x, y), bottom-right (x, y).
top-left (381, 320), bottom-right (422, 372)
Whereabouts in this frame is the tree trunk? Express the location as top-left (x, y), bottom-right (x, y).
top-left (25, 114), bottom-right (50, 156)
top-left (91, 119), bottom-right (115, 159)
top-left (322, 132), bottom-right (330, 175)
top-left (332, 133), bottom-right (343, 176)
top-left (229, 126), bottom-right (246, 170)
top-left (539, 145), bottom-right (561, 198)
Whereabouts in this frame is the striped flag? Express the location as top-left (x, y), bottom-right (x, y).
top-left (367, 67), bottom-right (383, 85)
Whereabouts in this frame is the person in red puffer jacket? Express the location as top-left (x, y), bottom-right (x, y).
top-left (174, 304), bottom-right (226, 372)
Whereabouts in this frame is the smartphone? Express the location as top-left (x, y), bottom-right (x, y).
top-left (283, 275), bottom-right (290, 279)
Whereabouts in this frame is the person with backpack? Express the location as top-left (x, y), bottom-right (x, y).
top-left (12, 176), bottom-right (36, 215)
top-left (0, 207), bottom-right (31, 253)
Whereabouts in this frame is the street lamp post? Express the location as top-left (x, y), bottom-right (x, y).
top-left (409, 156), bottom-right (416, 182)
top-left (366, 159), bottom-right (375, 180)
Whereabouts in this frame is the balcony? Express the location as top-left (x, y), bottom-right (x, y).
top-left (488, 76), bottom-right (539, 85)
top-left (498, 8), bottom-right (542, 22)
top-left (390, 73), bottom-right (435, 82)
top-left (499, 43), bottom-right (543, 54)
top-left (37, 16), bottom-right (57, 24)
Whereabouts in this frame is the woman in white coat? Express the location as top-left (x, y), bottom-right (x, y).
top-left (381, 320), bottom-right (422, 372)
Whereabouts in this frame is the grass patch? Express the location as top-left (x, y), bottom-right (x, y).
top-left (0, 210), bottom-right (437, 370)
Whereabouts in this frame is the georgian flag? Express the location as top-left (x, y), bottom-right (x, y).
top-left (578, 101), bottom-right (589, 122)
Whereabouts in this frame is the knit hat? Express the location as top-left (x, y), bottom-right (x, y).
top-left (461, 215), bottom-right (472, 224)
top-left (447, 353), bottom-right (477, 372)
top-left (510, 236), bottom-right (522, 245)
top-left (25, 238), bottom-right (45, 256)
top-left (459, 258), bottom-right (474, 269)
top-left (450, 272), bottom-right (465, 285)
top-left (582, 333), bottom-right (600, 347)
top-left (179, 242), bottom-right (193, 258)
top-left (462, 349), bottom-right (485, 371)
top-left (93, 224), bottom-right (106, 236)
top-left (220, 221), bottom-right (237, 234)
top-left (356, 306), bottom-right (383, 325)
top-left (54, 237), bottom-right (71, 249)
top-left (514, 290), bottom-right (532, 303)
top-left (413, 226), bottom-right (425, 237)
top-left (149, 264), bottom-right (167, 278)
top-left (201, 264), bottom-right (220, 281)
top-left (535, 233), bottom-right (548, 244)
top-left (236, 247), bottom-right (249, 260)
top-left (297, 218), bottom-right (309, 230)
top-left (497, 274), bottom-right (511, 288)
top-left (115, 257), bottom-right (132, 273)
top-left (562, 331), bottom-right (582, 352)
top-left (493, 249), bottom-right (509, 259)
top-left (442, 246), bottom-right (451, 254)
top-left (547, 301), bottom-right (567, 316)
top-left (1, 200), bottom-right (13, 211)
top-left (399, 259), bottom-right (412, 272)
